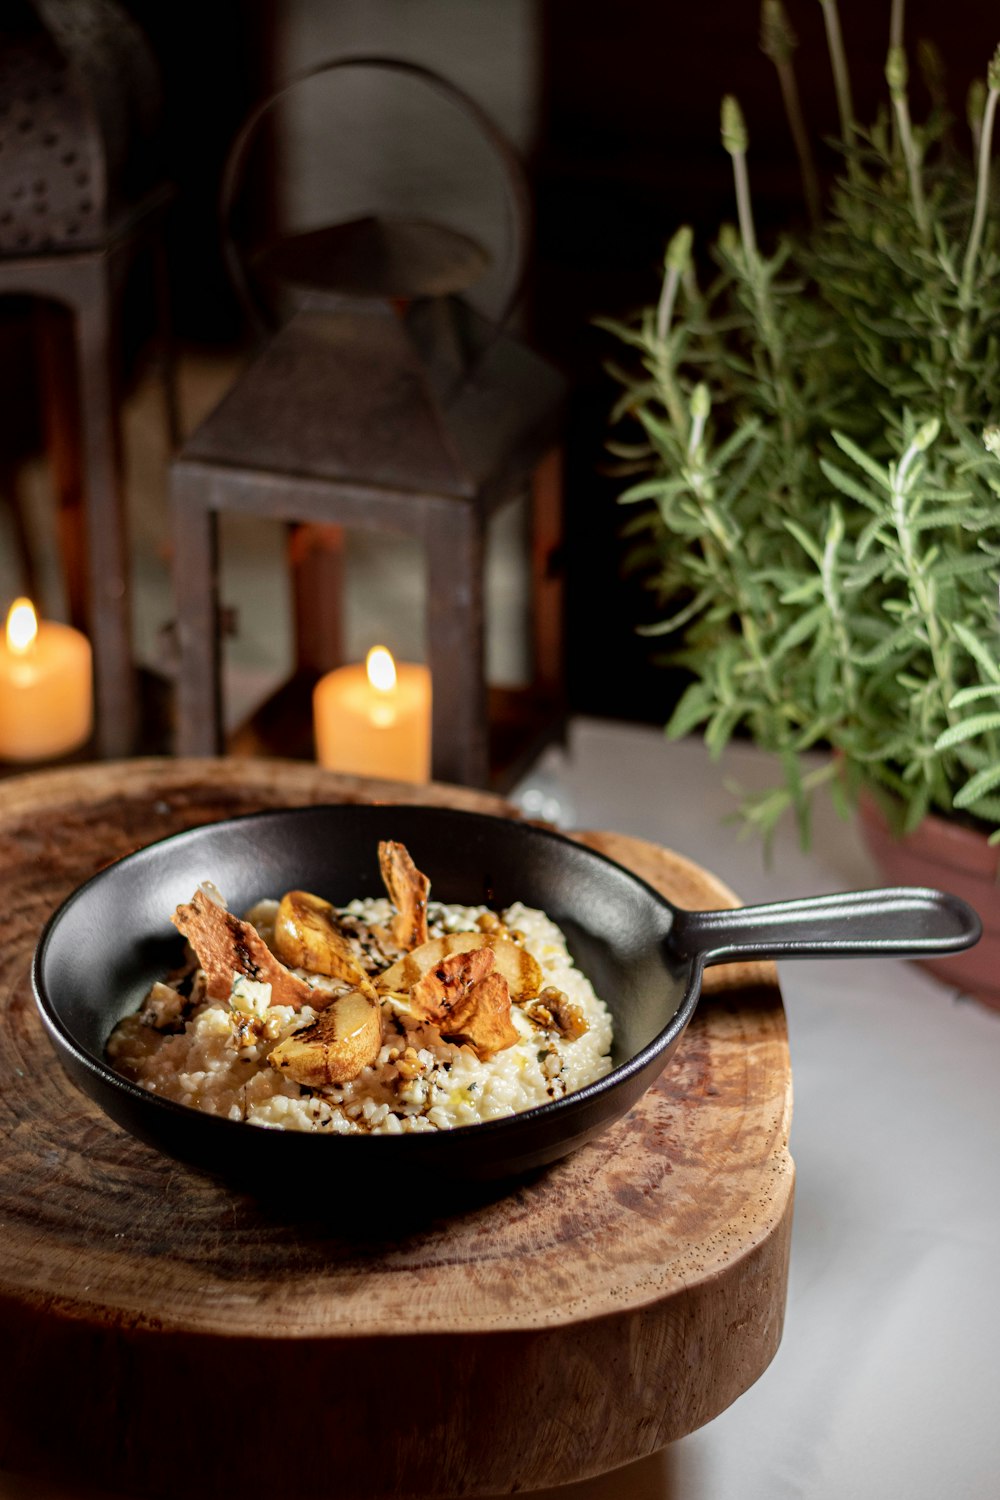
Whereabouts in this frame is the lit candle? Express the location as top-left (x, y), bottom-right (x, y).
top-left (313, 645), bottom-right (431, 783)
top-left (0, 598), bottom-right (93, 762)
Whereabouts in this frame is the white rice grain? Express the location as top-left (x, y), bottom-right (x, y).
top-left (108, 897), bottom-right (613, 1135)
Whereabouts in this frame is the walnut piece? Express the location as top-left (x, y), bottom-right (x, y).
top-left (526, 986), bottom-right (590, 1041)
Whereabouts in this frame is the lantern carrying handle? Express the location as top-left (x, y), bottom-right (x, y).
top-left (219, 54), bottom-right (532, 339)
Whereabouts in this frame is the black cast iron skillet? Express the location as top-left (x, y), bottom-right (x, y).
top-left (32, 803), bottom-right (981, 1190)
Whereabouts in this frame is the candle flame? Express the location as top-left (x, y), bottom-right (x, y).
top-left (366, 645), bottom-right (397, 693)
top-left (6, 597), bottom-right (37, 654)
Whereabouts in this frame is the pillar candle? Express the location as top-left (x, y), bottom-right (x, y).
top-left (0, 598), bottom-right (93, 761)
top-left (314, 646), bottom-right (431, 783)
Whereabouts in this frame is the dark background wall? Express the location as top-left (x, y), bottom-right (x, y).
top-left (3, 1), bottom-right (997, 724)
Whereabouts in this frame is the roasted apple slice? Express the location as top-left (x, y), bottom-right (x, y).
top-left (272, 889), bottom-right (375, 997)
top-left (268, 989), bottom-right (382, 1086)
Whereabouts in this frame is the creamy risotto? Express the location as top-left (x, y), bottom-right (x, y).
top-left (108, 844), bottom-right (613, 1135)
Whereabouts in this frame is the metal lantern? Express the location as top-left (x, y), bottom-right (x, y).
top-left (0, 0), bottom-right (172, 761)
top-left (171, 58), bottom-right (567, 789)
top-left (0, 0), bottom-right (162, 254)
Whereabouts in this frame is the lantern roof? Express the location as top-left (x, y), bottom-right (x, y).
top-left (184, 298), bottom-right (565, 506)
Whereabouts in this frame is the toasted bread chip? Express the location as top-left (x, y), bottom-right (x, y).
top-left (446, 972), bottom-right (519, 1059)
top-left (378, 840), bottom-right (430, 949)
top-left (376, 932), bottom-right (542, 1001)
top-left (269, 989), bottom-right (382, 1085)
top-left (172, 889), bottom-right (319, 1011)
top-left (404, 947), bottom-right (518, 1059)
top-left (408, 946), bottom-right (496, 1025)
top-left (273, 889), bottom-right (375, 998)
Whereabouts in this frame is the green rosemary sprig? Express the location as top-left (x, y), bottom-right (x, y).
top-left (606, 3), bottom-right (1000, 847)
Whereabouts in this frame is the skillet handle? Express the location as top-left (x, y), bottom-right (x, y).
top-left (671, 886), bottom-right (982, 967)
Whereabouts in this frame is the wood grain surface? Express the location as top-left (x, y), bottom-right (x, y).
top-left (0, 759), bottom-right (793, 1500)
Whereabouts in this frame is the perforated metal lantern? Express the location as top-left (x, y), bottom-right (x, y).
top-left (0, 0), bottom-right (172, 763)
top-left (172, 58), bottom-right (567, 789)
top-left (0, 0), bottom-right (161, 255)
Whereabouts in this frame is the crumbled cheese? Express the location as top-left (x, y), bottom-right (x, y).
top-left (230, 974), bottom-right (273, 1018)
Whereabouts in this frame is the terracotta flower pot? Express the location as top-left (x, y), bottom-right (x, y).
top-left (858, 793), bottom-right (999, 1011)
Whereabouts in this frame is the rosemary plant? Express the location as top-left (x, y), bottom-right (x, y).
top-left (604, 0), bottom-right (1000, 847)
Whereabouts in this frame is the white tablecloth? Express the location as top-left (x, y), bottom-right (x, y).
top-left (506, 718), bottom-right (1000, 1500)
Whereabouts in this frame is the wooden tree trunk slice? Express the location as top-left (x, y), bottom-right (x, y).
top-left (0, 759), bottom-right (793, 1499)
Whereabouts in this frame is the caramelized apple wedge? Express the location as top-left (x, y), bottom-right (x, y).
top-left (268, 988), bottom-right (382, 1086)
top-left (272, 889), bottom-right (376, 998)
top-left (376, 932), bottom-right (542, 1002)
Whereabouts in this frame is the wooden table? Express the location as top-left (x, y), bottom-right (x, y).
top-left (0, 759), bottom-right (793, 1499)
